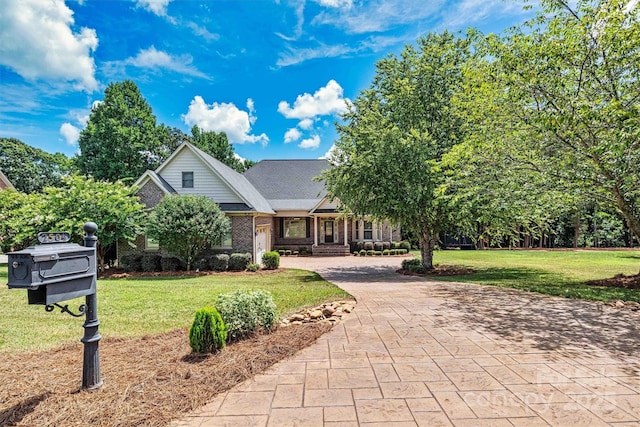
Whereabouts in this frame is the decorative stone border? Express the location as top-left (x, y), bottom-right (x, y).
top-left (280, 300), bottom-right (356, 326)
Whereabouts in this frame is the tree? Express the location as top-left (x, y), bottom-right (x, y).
top-left (190, 126), bottom-right (255, 172)
top-left (0, 189), bottom-right (31, 252)
top-left (0, 138), bottom-right (75, 193)
top-left (322, 32), bottom-right (470, 269)
top-left (146, 194), bottom-right (230, 271)
top-left (1, 176), bottom-right (145, 269)
top-left (77, 80), bottom-right (163, 182)
top-left (461, 0), bottom-right (640, 244)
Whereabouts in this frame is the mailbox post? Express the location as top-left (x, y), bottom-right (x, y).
top-left (6, 222), bottom-right (102, 390)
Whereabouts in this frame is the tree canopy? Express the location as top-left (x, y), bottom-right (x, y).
top-left (322, 31), bottom-right (471, 268)
top-left (190, 126), bottom-right (255, 172)
top-left (0, 138), bottom-right (74, 193)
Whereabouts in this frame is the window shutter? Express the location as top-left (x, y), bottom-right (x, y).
top-left (306, 218), bottom-right (311, 238)
top-left (279, 218), bottom-right (284, 238)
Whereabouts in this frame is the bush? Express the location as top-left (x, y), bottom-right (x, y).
top-left (353, 251), bottom-right (359, 256)
top-left (141, 254), bottom-right (161, 272)
top-left (383, 249), bottom-right (390, 255)
top-left (374, 251), bottom-right (382, 256)
top-left (285, 249), bottom-right (292, 256)
top-left (390, 249), bottom-right (397, 255)
top-left (120, 252), bottom-right (143, 272)
top-left (402, 257), bottom-right (426, 274)
top-left (278, 249), bottom-right (285, 256)
top-left (247, 263), bottom-right (260, 272)
top-left (399, 241), bottom-right (412, 251)
top-left (262, 251), bottom-right (280, 270)
top-left (161, 255), bottom-right (182, 272)
top-left (229, 253), bottom-right (252, 271)
top-left (216, 289), bottom-right (277, 341)
top-left (210, 254), bottom-right (229, 272)
top-left (195, 256), bottom-right (210, 271)
top-left (366, 250), bottom-right (374, 256)
top-left (188, 307), bottom-right (227, 354)
top-left (397, 249), bottom-right (408, 255)
top-left (364, 242), bottom-right (374, 250)
top-left (373, 241), bottom-right (384, 251)
top-left (382, 241), bottom-right (391, 250)
top-left (298, 246), bottom-right (308, 255)
top-left (359, 249), bottom-right (366, 256)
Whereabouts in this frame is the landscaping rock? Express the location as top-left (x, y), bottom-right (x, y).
top-left (281, 300), bottom-right (356, 326)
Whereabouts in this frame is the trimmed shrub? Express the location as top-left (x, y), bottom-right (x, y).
top-left (374, 251), bottom-right (382, 256)
top-left (229, 253), bottom-right (252, 271)
top-left (366, 250), bottom-right (374, 256)
top-left (298, 246), bottom-right (308, 255)
top-left (210, 254), bottom-right (229, 272)
top-left (188, 307), bottom-right (227, 354)
top-left (402, 257), bottom-right (426, 274)
top-left (383, 249), bottom-right (390, 256)
top-left (195, 256), bottom-right (210, 271)
top-left (141, 253), bottom-right (161, 272)
top-left (363, 242), bottom-right (374, 250)
top-left (285, 249), bottom-right (292, 256)
top-left (262, 251), bottom-right (280, 270)
top-left (382, 241), bottom-right (391, 250)
top-left (247, 263), bottom-right (260, 272)
top-left (390, 249), bottom-right (397, 255)
top-left (216, 289), bottom-right (277, 341)
top-left (278, 249), bottom-right (285, 256)
top-left (161, 255), bottom-right (182, 272)
top-left (399, 241), bottom-right (412, 251)
top-left (353, 251), bottom-right (359, 256)
top-left (373, 241), bottom-right (384, 251)
top-left (121, 252), bottom-right (143, 272)
top-left (359, 249), bottom-right (366, 256)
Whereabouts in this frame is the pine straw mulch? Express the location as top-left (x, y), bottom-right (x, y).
top-left (397, 265), bottom-right (475, 277)
top-left (0, 322), bottom-right (332, 427)
top-left (586, 272), bottom-right (640, 289)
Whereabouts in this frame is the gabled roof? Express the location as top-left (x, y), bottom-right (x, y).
top-left (155, 143), bottom-right (274, 215)
top-left (0, 169), bottom-right (14, 190)
top-left (243, 159), bottom-right (329, 211)
top-left (134, 170), bottom-right (176, 194)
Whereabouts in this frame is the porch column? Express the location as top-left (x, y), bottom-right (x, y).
top-left (358, 220), bottom-right (364, 241)
top-left (314, 216), bottom-right (318, 246)
top-left (343, 218), bottom-right (348, 246)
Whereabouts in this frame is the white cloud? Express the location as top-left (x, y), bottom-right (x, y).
top-left (441, 0), bottom-right (528, 29)
top-left (319, 144), bottom-right (336, 159)
top-left (123, 46), bottom-right (209, 79)
top-left (186, 21), bottom-right (219, 41)
top-left (0, 0), bottom-right (98, 91)
top-left (299, 135), bottom-right (321, 149)
top-left (60, 122), bottom-right (81, 146)
top-left (278, 80), bottom-right (348, 120)
top-left (298, 118), bottom-right (314, 130)
top-left (284, 128), bottom-right (302, 143)
top-left (276, 44), bottom-right (355, 67)
top-left (182, 96), bottom-right (269, 145)
top-left (315, 0), bottom-right (353, 7)
top-left (135, 0), bottom-right (171, 16)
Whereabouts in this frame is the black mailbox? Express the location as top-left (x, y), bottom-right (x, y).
top-left (7, 232), bottom-right (96, 305)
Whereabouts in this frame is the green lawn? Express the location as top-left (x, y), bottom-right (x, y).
top-left (431, 249), bottom-right (640, 302)
top-left (0, 265), bottom-right (350, 353)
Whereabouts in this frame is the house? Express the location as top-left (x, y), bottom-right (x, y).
top-left (120, 142), bottom-right (400, 263)
top-left (0, 169), bottom-right (14, 190)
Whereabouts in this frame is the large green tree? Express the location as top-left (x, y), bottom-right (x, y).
top-left (77, 80), bottom-right (163, 182)
top-left (460, 0), bottom-right (640, 244)
top-left (2, 176), bottom-right (145, 269)
top-left (190, 126), bottom-right (255, 172)
top-left (0, 138), bottom-right (74, 193)
top-left (146, 194), bottom-right (230, 271)
top-left (322, 32), bottom-right (470, 269)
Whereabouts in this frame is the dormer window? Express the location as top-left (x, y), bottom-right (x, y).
top-left (182, 171), bottom-right (194, 188)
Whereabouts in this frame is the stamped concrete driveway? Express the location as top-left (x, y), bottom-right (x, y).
top-left (174, 256), bottom-right (640, 427)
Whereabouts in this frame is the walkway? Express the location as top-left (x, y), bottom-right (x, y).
top-left (173, 256), bottom-right (640, 426)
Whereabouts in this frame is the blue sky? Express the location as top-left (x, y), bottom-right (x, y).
top-left (0, 0), bottom-right (531, 162)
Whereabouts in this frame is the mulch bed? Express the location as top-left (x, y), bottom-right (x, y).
top-left (98, 268), bottom-right (283, 279)
top-left (586, 273), bottom-right (640, 289)
top-left (0, 323), bottom-right (331, 427)
top-left (397, 265), bottom-right (475, 277)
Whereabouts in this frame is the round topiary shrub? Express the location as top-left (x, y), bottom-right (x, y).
top-left (216, 289), bottom-right (277, 341)
top-left (399, 241), bottom-right (412, 251)
top-left (359, 249), bottom-right (366, 256)
top-left (401, 257), bottom-right (426, 273)
top-left (195, 256), bottom-right (210, 271)
top-left (364, 242), bottom-right (374, 251)
top-left (141, 253), bottom-right (161, 272)
top-left (262, 251), bottom-right (280, 270)
top-left (161, 255), bottom-right (182, 272)
top-left (121, 252), bottom-right (143, 272)
top-left (210, 254), bottom-right (229, 272)
top-left (374, 251), bottom-right (383, 256)
top-left (373, 242), bottom-right (384, 251)
top-left (247, 263), bottom-right (260, 272)
top-left (382, 241), bottom-right (391, 250)
top-left (383, 249), bottom-right (390, 256)
top-left (366, 250), bottom-right (374, 256)
top-left (229, 253), bottom-right (252, 271)
top-left (285, 249), bottom-right (292, 256)
top-left (353, 251), bottom-right (359, 256)
top-left (189, 307), bottom-right (227, 354)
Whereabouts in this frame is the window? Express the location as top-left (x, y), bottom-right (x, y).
top-left (283, 218), bottom-right (308, 238)
top-left (363, 221), bottom-right (373, 240)
top-left (182, 171), bottom-right (194, 188)
top-left (145, 236), bottom-right (159, 251)
top-left (213, 230), bottom-right (233, 248)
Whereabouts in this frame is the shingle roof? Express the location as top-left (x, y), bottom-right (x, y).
top-left (188, 144), bottom-right (275, 214)
top-left (243, 160), bottom-right (329, 211)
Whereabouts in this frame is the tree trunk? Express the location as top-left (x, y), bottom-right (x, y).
top-left (573, 215), bottom-right (580, 248)
top-left (419, 228), bottom-right (436, 270)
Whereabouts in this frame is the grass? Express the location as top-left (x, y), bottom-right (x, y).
top-left (429, 249), bottom-right (640, 302)
top-left (0, 265), bottom-right (350, 353)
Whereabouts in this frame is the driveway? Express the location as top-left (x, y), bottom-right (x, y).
top-left (174, 256), bottom-right (640, 426)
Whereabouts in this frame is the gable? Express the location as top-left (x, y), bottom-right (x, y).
top-left (159, 147), bottom-right (245, 204)
top-left (313, 197), bottom-right (340, 212)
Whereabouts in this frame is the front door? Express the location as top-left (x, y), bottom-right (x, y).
top-left (324, 221), bottom-right (334, 243)
top-left (255, 226), bottom-right (269, 264)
